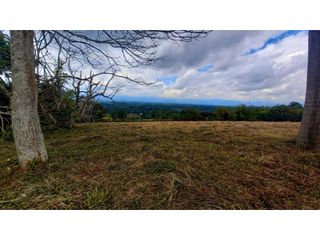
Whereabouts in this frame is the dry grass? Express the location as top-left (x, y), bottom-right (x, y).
top-left (1, 121), bottom-right (320, 209)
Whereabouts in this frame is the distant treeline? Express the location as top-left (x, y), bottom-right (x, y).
top-left (101, 101), bottom-right (216, 113)
top-left (107, 101), bottom-right (303, 122)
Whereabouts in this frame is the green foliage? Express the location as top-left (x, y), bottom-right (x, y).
top-left (111, 109), bottom-right (128, 121)
top-left (149, 109), bottom-right (179, 120)
top-left (0, 32), bottom-right (10, 72)
top-left (211, 103), bottom-right (302, 122)
top-left (102, 114), bottom-right (113, 122)
top-left (91, 102), bottom-right (107, 122)
top-left (212, 107), bottom-right (236, 120)
top-left (127, 113), bottom-right (142, 121)
top-left (179, 108), bottom-right (201, 121)
top-left (266, 104), bottom-right (303, 122)
top-left (38, 81), bottom-right (75, 129)
top-left (289, 101), bottom-right (303, 109)
top-left (84, 187), bottom-right (113, 209)
top-left (200, 111), bottom-right (213, 120)
top-left (235, 105), bottom-right (252, 120)
top-left (104, 102), bottom-right (304, 122)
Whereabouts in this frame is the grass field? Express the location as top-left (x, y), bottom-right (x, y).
top-left (1, 121), bottom-right (320, 209)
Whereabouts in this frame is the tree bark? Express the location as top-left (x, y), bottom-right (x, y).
top-left (297, 30), bottom-right (320, 149)
top-left (10, 30), bottom-right (48, 167)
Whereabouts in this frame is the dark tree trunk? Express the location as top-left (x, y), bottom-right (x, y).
top-left (297, 30), bottom-right (320, 149)
top-left (10, 30), bottom-right (48, 167)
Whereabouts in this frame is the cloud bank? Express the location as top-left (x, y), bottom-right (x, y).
top-left (113, 30), bottom-right (308, 105)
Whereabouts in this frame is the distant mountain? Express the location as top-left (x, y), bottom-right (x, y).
top-left (106, 95), bottom-right (278, 107)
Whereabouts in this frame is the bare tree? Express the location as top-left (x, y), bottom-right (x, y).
top-left (7, 30), bottom-right (209, 167)
top-left (33, 31), bottom-right (209, 123)
top-left (297, 30), bottom-right (320, 149)
top-left (34, 31), bottom-right (208, 82)
top-left (71, 70), bottom-right (121, 122)
top-left (10, 31), bottom-right (47, 167)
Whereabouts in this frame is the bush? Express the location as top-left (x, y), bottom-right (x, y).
top-left (38, 83), bottom-right (74, 130)
top-left (91, 102), bottom-right (107, 122)
top-left (111, 109), bottom-right (128, 121)
top-left (211, 103), bottom-right (303, 122)
top-left (127, 113), bottom-right (142, 121)
top-left (266, 105), bottom-right (302, 122)
top-left (179, 108), bottom-right (201, 121)
top-left (212, 107), bottom-right (236, 120)
top-left (200, 111), bottom-right (213, 120)
top-left (235, 105), bottom-right (252, 121)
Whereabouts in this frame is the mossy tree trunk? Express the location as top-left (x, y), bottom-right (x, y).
top-left (10, 30), bottom-right (47, 167)
top-left (297, 30), bottom-right (320, 149)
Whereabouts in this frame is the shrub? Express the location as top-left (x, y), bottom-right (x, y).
top-left (127, 113), bottom-right (142, 121)
top-left (266, 105), bottom-right (302, 122)
top-left (179, 108), bottom-right (201, 121)
top-left (38, 82), bottom-right (74, 129)
top-left (91, 102), bottom-right (107, 122)
top-left (212, 107), bottom-right (236, 120)
top-left (111, 109), bottom-right (128, 121)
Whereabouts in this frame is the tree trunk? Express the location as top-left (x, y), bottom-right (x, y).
top-left (297, 30), bottom-right (320, 149)
top-left (10, 30), bottom-right (48, 167)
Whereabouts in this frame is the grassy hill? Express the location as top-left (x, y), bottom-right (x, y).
top-left (1, 121), bottom-right (320, 209)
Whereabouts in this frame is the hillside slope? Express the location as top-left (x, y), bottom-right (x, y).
top-left (1, 121), bottom-right (320, 209)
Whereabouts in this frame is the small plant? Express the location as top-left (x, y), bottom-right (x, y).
top-left (84, 187), bottom-right (113, 209)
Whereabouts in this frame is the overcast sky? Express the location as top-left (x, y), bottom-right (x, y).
top-left (112, 30), bottom-right (308, 105)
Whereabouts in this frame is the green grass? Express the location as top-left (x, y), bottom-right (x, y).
top-left (1, 121), bottom-right (320, 209)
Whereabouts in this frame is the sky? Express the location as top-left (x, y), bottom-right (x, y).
top-left (107, 30), bottom-right (308, 106)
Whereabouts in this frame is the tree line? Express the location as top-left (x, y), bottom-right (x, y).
top-left (109, 102), bottom-right (303, 122)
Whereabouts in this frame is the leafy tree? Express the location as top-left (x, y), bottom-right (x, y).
top-left (254, 107), bottom-right (269, 121)
top-left (212, 107), bottom-right (235, 120)
top-left (289, 101), bottom-right (303, 109)
top-left (150, 110), bottom-right (161, 120)
top-left (111, 109), bottom-right (128, 121)
top-left (200, 111), bottom-right (213, 121)
top-left (266, 105), bottom-right (302, 122)
top-left (91, 102), bottom-right (107, 122)
top-left (235, 105), bottom-right (251, 121)
top-left (179, 108), bottom-right (201, 121)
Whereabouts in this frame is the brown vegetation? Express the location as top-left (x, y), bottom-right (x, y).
top-left (1, 121), bottom-right (320, 209)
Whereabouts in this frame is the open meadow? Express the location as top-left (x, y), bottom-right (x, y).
top-left (1, 121), bottom-right (320, 209)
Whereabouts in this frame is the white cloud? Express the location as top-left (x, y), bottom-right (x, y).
top-left (112, 31), bottom-right (308, 104)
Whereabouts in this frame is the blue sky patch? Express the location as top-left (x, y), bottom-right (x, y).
top-left (197, 64), bottom-right (213, 73)
top-left (158, 75), bottom-right (178, 84)
top-left (245, 30), bottom-right (304, 55)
